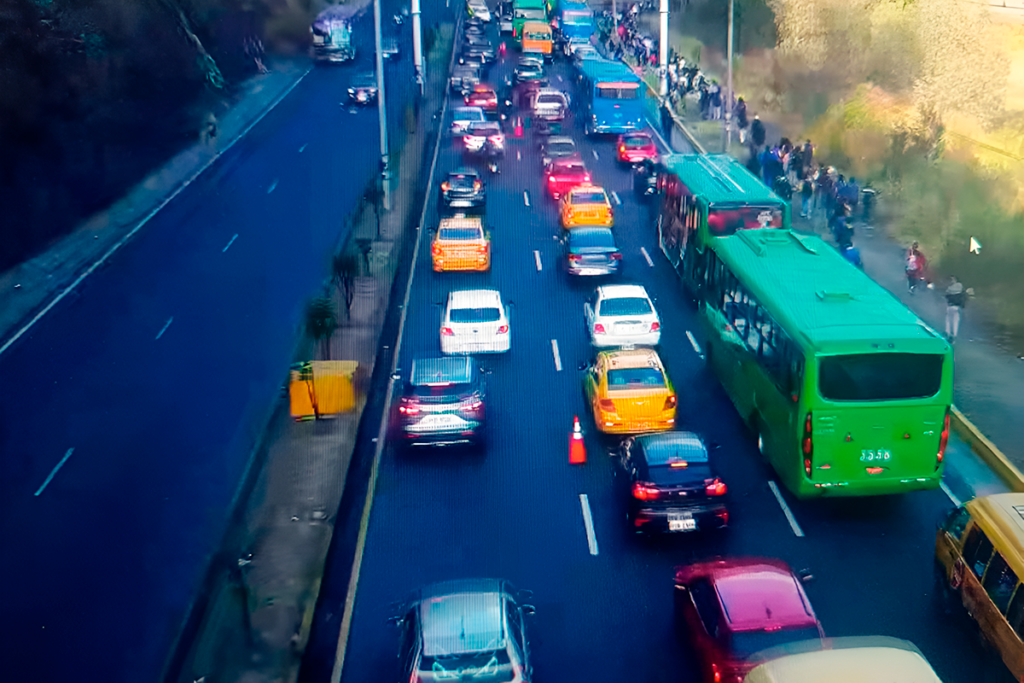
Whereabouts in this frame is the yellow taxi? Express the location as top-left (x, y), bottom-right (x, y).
top-left (432, 216), bottom-right (490, 272)
top-left (560, 184), bottom-right (614, 229)
top-left (583, 348), bottom-right (676, 434)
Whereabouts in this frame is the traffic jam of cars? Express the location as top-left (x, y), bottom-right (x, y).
top-left (349, 2), bottom-right (972, 683)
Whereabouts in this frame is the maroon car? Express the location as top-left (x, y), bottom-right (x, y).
top-left (465, 84), bottom-right (499, 114)
top-left (617, 132), bottom-right (659, 165)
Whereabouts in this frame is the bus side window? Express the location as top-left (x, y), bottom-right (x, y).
top-left (982, 553), bottom-right (1019, 613)
top-left (1006, 586), bottom-right (1024, 638)
top-left (941, 506), bottom-right (970, 540)
top-left (962, 525), bottom-right (995, 579)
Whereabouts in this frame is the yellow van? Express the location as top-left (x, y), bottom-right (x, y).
top-left (743, 637), bottom-right (943, 683)
top-left (521, 21), bottom-right (552, 60)
top-left (935, 492), bottom-right (1024, 681)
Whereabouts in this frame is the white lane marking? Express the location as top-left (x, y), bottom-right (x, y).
top-left (556, 74), bottom-right (564, 83)
top-left (685, 330), bottom-right (702, 356)
top-left (299, 143), bottom-right (308, 153)
top-left (579, 494), bottom-right (599, 555)
top-left (640, 246), bottom-right (654, 267)
top-left (551, 339), bottom-right (562, 371)
top-left (611, 191), bottom-right (621, 205)
top-left (517, 149), bottom-right (522, 161)
top-left (222, 234), bottom-right (239, 253)
top-left (534, 250), bottom-right (543, 271)
top-left (330, 27), bottom-right (455, 683)
top-left (155, 317), bottom-right (174, 340)
top-left (592, 149), bottom-right (599, 160)
top-left (34, 448), bottom-right (75, 497)
top-left (267, 179), bottom-right (279, 194)
top-left (768, 481), bottom-right (805, 538)
top-left (523, 191), bottom-right (530, 207)
top-left (941, 481), bottom-right (962, 507)
top-left (0, 68), bottom-right (313, 360)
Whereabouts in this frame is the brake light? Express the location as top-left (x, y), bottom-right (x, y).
top-left (650, 321), bottom-right (660, 332)
top-left (584, 175), bottom-right (591, 182)
top-left (441, 181), bottom-right (450, 191)
top-left (398, 402), bottom-right (420, 415)
top-left (432, 244), bottom-right (442, 255)
top-left (473, 180), bottom-right (482, 191)
top-left (803, 412), bottom-right (813, 477)
top-left (441, 327), bottom-right (454, 336)
top-left (496, 324), bottom-right (509, 334)
top-left (593, 323), bottom-right (606, 334)
top-left (461, 399), bottom-right (483, 412)
top-left (632, 481), bottom-right (659, 501)
top-left (609, 252), bottom-right (622, 260)
top-left (568, 254), bottom-right (581, 261)
top-left (598, 398), bottom-right (615, 412)
top-left (937, 409), bottom-right (950, 468)
top-left (548, 175), bottom-right (556, 183)
top-left (619, 145), bottom-right (626, 153)
top-left (705, 478), bottom-right (727, 496)
top-left (711, 662), bottom-right (722, 683)
top-left (663, 394), bottom-right (676, 411)
top-left (565, 207), bottom-right (575, 218)
top-left (488, 135), bottom-right (504, 144)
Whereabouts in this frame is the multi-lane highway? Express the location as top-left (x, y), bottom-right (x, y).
top-left (0, 5), bottom-right (446, 681)
top-left (303, 19), bottom-right (1015, 683)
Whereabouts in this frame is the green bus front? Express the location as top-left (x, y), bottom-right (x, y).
top-left (513, 0), bottom-right (548, 45)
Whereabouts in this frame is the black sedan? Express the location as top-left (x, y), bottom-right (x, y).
top-left (439, 168), bottom-right (486, 214)
top-left (347, 72), bottom-right (378, 105)
top-left (460, 43), bottom-right (496, 66)
top-left (540, 136), bottom-right (578, 168)
top-left (562, 227), bottom-right (621, 277)
top-left (616, 432), bottom-right (729, 534)
top-left (393, 356), bottom-right (487, 449)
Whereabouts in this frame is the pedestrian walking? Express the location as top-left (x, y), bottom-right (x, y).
top-left (735, 97), bottom-right (748, 143)
top-left (905, 241), bottom-right (929, 294)
top-left (799, 172), bottom-right (814, 219)
top-left (661, 99), bottom-right (674, 137)
top-left (944, 276), bottom-right (967, 343)
top-left (801, 140), bottom-right (814, 176)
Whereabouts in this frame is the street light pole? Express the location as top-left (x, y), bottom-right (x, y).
top-left (373, 0), bottom-right (391, 210)
top-left (412, 0), bottom-right (424, 96)
top-left (725, 0), bottom-right (734, 151)
top-left (659, 0), bottom-right (669, 97)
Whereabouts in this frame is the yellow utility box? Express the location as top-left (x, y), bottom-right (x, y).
top-left (289, 360), bottom-right (359, 419)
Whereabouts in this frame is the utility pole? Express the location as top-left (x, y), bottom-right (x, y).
top-left (724, 0), bottom-right (734, 151)
top-left (373, 0), bottom-right (391, 210)
top-left (412, 0), bottom-right (424, 96)
top-left (659, 0), bottom-right (669, 97)
top-left (613, 0), bottom-right (617, 38)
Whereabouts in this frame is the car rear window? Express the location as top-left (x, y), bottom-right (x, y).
top-left (730, 628), bottom-right (822, 660)
top-left (537, 94), bottom-right (564, 106)
top-left (449, 174), bottom-right (478, 188)
top-left (554, 163), bottom-right (586, 175)
top-left (818, 353), bottom-right (944, 401)
top-left (607, 368), bottom-right (665, 388)
top-left (548, 141), bottom-right (575, 155)
top-left (439, 227), bottom-right (483, 241)
top-left (572, 191), bottom-right (606, 204)
top-left (647, 462), bottom-right (713, 486)
top-left (571, 230), bottom-right (615, 250)
top-left (596, 84), bottom-right (639, 99)
top-left (451, 307), bottom-right (502, 323)
top-left (624, 136), bottom-right (651, 147)
top-left (599, 297), bottom-right (652, 316)
top-left (469, 123), bottom-right (501, 136)
top-left (422, 651), bottom-right (513, 683)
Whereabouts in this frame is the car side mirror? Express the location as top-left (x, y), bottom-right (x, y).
top-left (797, 569), bottom-right (815, 583)
top-left (521, 604), bottom-right (536, 616)
top-left (391, 371), bottom-right (401, 381)
top-left (387, 615), bottom-right (403, 626)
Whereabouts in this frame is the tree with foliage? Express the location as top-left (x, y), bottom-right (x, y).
top-left (305, 295), bottom-right (338, 360)
top-left (331, 251), bottom-right (361, 313)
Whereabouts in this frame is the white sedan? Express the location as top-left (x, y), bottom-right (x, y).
top-left (467, 0), bottom-right (492, 22)
top-left (451, 106), bottom-right (487, 136)
top-left (441, 289), bottom-right (511, 354)
top-left (584, 284), bottom-right (661, 348)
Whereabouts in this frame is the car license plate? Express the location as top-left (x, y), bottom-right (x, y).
top-left (450, 200), bottom-right (471, 207)
top-left (417, 415), bottom-right (464, 429)
top-left (578, 268), bottom-right (601, 275)
top-left (668, 514), bottom-right (696, 532)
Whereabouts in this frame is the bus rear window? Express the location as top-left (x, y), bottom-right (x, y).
top-left (707, 206), bottom-right (783, 235)
top-left (596, 85), bottom-right (639, 100)
top-left (818, 353), bottom-right (944, 401)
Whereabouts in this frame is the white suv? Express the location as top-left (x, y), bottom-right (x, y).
top-left (584, 284), bottom-right (661, 348)
top-left (441, 289), bottom-right (511, 354)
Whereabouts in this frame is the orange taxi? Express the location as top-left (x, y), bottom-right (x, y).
top-left (560, 184), bottom-right (614, 229)
top-left (431, 216), bottom-right (490, 272)
top-left (583, 348), bottom-right (676, 434)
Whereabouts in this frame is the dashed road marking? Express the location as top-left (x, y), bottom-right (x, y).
top-left (267, 179), bottom-right (279, 194)
top-left (155, 317), bottom-right (174, 340)
top-left (299, 143), bottom-right (308, 153)
top-left (768, 481), bottom-right (805, 538)
top-left (517, 149), bottom-right (522, 161)
top-left (579, 494), bottom-right (599, 555)
top-left (222, 234), bottom-right (239, 253)
top-left (523, 191), bottom-right (530, 207)
top-left (534, 250), bottom-right (543, 271)
top-left (35, 448), bottom-right (75, 497)
top-left (941, 481), bottom-right (962, 507)
top-left (640, 246), bottom-right (654, 267)
top-left (685, 330), bottom-right (702, 356)
top-left (610, 191), bottom-right (621, 205)
top-left (551, 339), bottom-right (562, 371)
top-left (592, 150), bottom-right (599, 160)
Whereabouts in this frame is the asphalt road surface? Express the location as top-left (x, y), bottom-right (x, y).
top-left (0, 3), bottom-right (444, 681)
top-left (305, 22), bottom-right (1015, 683)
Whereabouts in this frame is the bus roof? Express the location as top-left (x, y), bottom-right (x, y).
top-left (579, 60), bottom-right (640, 83)
top-left (744, 643), bottom-right (943, 683)
top-left (662, 153), bottom-right (784, 208)
top-left (714, 230), bottom-right (949, 352)
top-left (514, 0), bottom-right (547, 8)
top-left (966, 493), bottom-right (1024, 584)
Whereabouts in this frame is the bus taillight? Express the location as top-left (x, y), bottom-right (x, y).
top-left (802, 412), bottom-right (813, 477)
top-left (937, 409), bottom-right (951, 468)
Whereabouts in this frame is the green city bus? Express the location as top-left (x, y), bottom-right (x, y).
top-left (513, 0), bottom-right (549, 44)
top-left (653, 153), bottom-right (790, 297)
top-left (698, 229), bottom-right (953, 499)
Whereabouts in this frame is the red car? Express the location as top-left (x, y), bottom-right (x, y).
top-left (544, 157), bottom-right (591, 200)
top-left (465, 84), bottom-right (498, 114)
top-left (673, 558), bottom-right (825, 683)
top-left (616, 132), bottom-right (659, 164)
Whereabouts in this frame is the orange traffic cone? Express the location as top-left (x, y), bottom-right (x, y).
top-left (569, 415), bottom-right (587, 464)
top-left (513, 116), bottom-right (524, 138)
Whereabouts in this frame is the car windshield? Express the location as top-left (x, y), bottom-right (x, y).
top-left (624, 136), bottom-right (651, 148)
top-left (553, 163), bottom-right (586, 176)
top-left (457, 110), bottom-right (485, 122)
top-left (571, 191), bottom-right (606, 204)
top-left (526, 32), bottom-right (549, 40)
top-left (515, 9), bottom-right (546, 19)
top-left (599, 297), bottom-right (652, 316)
top-left (439, 227), bottom-right (483, 241)
top-left (818, 353), bottom-right (944, 401)
top-left (730, 628), bottom-right (822, 660)
top-left (647, 462), bottom-right (713, 486)
top-left (451, 307), bottom-right (502, 323)
top-left (421, 650), bottom-right (512, 681)
top-left (607, 368), bottom-right (665, 388)
top-left (571, 230), bottom-right (615, 250)
top-left (562, 10), bottom-right (593, 24)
